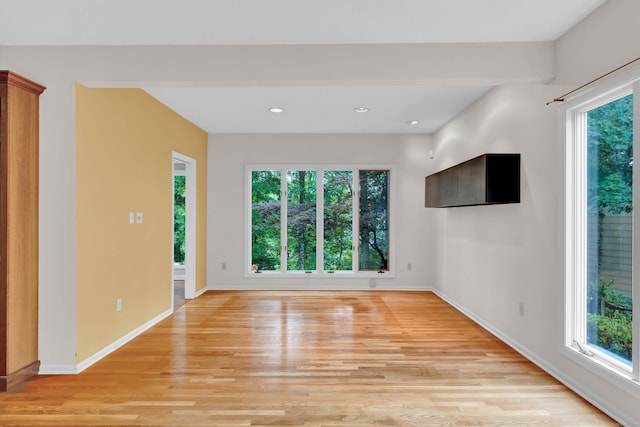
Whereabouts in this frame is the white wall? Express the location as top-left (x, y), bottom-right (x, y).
top-left (555, 0), bottom-right (640, 87)
top-left (207, 133), bottom-right (436, 289)
top-left (431, 2), bottom-right (640, 423)
top-left (433, 83), bottom-right (560, 337)
top-left (434, 82), bottom-right (639, 424)
top-left (0, 40), bottom-right (551, 371)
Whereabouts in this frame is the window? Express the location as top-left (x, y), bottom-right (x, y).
top-left (359, 170), bottom-right (390, 271)
top-left (173, 175), bottom-right (186, 264)
top-left (287, 170), bottom-right (317, 271)
top-left (323, 170), bottom-right (354, 271)
top-left (251, 170), bottom-right (281, 271)
top-left (564, 71), bottom-right (640, 387)
top-left (248, 166), bottom-right (393, 276)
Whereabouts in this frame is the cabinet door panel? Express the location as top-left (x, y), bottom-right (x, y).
top-left (0, 71), bottom-right (44, 392)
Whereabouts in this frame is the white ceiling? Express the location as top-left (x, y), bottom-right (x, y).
top-left (0, 0), bottom-right (606, 46)
top-left (144, 85), bottom-right (494, 134)
top-left (0, 0), bottom-right (607, 134)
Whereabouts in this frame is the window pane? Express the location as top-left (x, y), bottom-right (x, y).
top-left (287, 170), bottom-right (317, 271)
top-left (586, 94), bottom-right (633, 364)
top-left (359, 170), bottom-right (389, 271)
top-left (324, 171), bottom-right (353, 271)
top-left (251, 170), bottom-right (281, 271)
top-left (174, 175), bottom-right (186, 264)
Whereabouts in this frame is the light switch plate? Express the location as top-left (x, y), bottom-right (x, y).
top-left (136, 212), bottom-right (143, 224)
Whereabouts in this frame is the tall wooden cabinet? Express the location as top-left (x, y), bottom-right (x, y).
top-left (0, 71), bottom-right (45, 392)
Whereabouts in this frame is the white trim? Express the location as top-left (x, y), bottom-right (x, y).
top-left (316, 169), bottom-right (324, 273)
top-left (41, 288), bottom-right (209, 375)
top-left (173, 264), bottom-right (186, 279)
top-left (561, 79), bottom-right (639, 384)
top-left (173, 151), bottom-right (197, 300)
top-left (280, 168), bottom-right (288, 271)
top-left (433, 290), bottom-right (632, 426)
top-left (558, 69), bottom-right (640, 422)
top-left (208, 283), bottom-right (432, 291)
top-left (633, 81), bottom-right (640, 382)
top-left (245, 164), bottom-right (396, 279)
top-left (39, 364), bottom-right (80, 375)
top-left (194, 286), bottom-right (208, 298)
top-left (75, 308), bottom-right (173, 374)
top-left (559, 345), bottom-right (640, 399)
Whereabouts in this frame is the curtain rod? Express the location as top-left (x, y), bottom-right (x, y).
top-left (546, 55), bottom-right (640, 105)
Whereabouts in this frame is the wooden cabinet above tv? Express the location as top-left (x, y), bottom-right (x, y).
top-left (425, 154), bottom-right (520, 208)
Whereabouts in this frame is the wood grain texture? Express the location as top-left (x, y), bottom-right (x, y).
top-left (0, 291), bottom-right (618, 426)
top-left (0, 71), bottom-right (43, 391)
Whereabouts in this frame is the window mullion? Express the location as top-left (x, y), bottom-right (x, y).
top-left (281, 169), bottom-right (288, 273)
top-left (353, 169), bottom-right (360, 272)
top-left (574, 110), bottom-right (588, 348)
top-left (633, 82), bottom-right (640, 381)
top-left (317, 169), bottom-right (324, 273)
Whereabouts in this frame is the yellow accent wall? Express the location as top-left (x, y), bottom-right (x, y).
top-left (75, 84), bottom-right (207, 363)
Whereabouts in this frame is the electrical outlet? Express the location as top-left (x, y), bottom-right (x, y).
top-left (407, 262), bottom-right (412, 271)
top-left (116, 298), bottom-right (122, 312)
top-left (136, 212), bottom-right (143, 224)
top-left (369, 278), bottom-right (377, 288)
top-left (519, 302), bottom-right (525, 317)
top-left (222, 262), bottom-right (227, 270)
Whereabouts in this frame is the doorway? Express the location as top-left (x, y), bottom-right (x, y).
top-left (172, 152), bottom-right (196, 311)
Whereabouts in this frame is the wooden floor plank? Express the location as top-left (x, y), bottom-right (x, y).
top-left (0, 291), bottom-right (618, 426)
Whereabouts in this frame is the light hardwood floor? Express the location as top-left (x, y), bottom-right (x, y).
top-left (0, 291), bottom-right (618, 426)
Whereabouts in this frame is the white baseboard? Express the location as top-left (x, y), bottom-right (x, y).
top-left (206, 283), bottom-right (433, 291)
top-left (194, 286), bottom-right (208, 298)
top-left (42, 290), bottom-right (212, 376)
top-left (432, 289), bottom-right (632, 426)
top-left (74, 307), bottom-right (173, 374)
top-left (39, 364), bottom-right (80, 375)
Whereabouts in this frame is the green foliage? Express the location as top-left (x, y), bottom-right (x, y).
top-left (359, 170), bottom-right (389, 270)
top-left (587, 277), bottom-right (632, 361)
top-left (587, 95), bottom-right (633, 214)
top-left (585, 95), bottom-right (634, 362)
top-left (324, 171), bottom-right (353, 270)
top-left (251, 171), bottom-right (281, 271)
top-left (174, 176), bottom-right (186, 264)
top-left (600, 277), bottom-right (632, 310)
top-left (250, 169), bottom-right (390, 272)
top-left (287, 170), bottom-right (317, 270)
top-left (587, 311), bottom-right (632, 361)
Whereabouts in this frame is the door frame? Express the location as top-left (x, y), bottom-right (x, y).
top-left (172, 151), bottom-right (196, 303)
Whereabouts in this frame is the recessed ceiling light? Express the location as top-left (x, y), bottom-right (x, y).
top-left (407, 120), bottom-right (419, 125)
top-left (353, 107), bottom-right (369, 113)
top-left (269, 107), bottom-right (284, 113)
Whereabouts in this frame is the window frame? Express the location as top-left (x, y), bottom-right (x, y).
top-left (561, 64), bottom-right (640, 396)
top-left (245, 164), bottom-right (396, 279)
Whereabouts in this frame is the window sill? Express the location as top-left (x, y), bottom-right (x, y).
top-left (561, 345), bottom-right (640, 399)
top-left (245, 271), bottom-right (395, 279)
